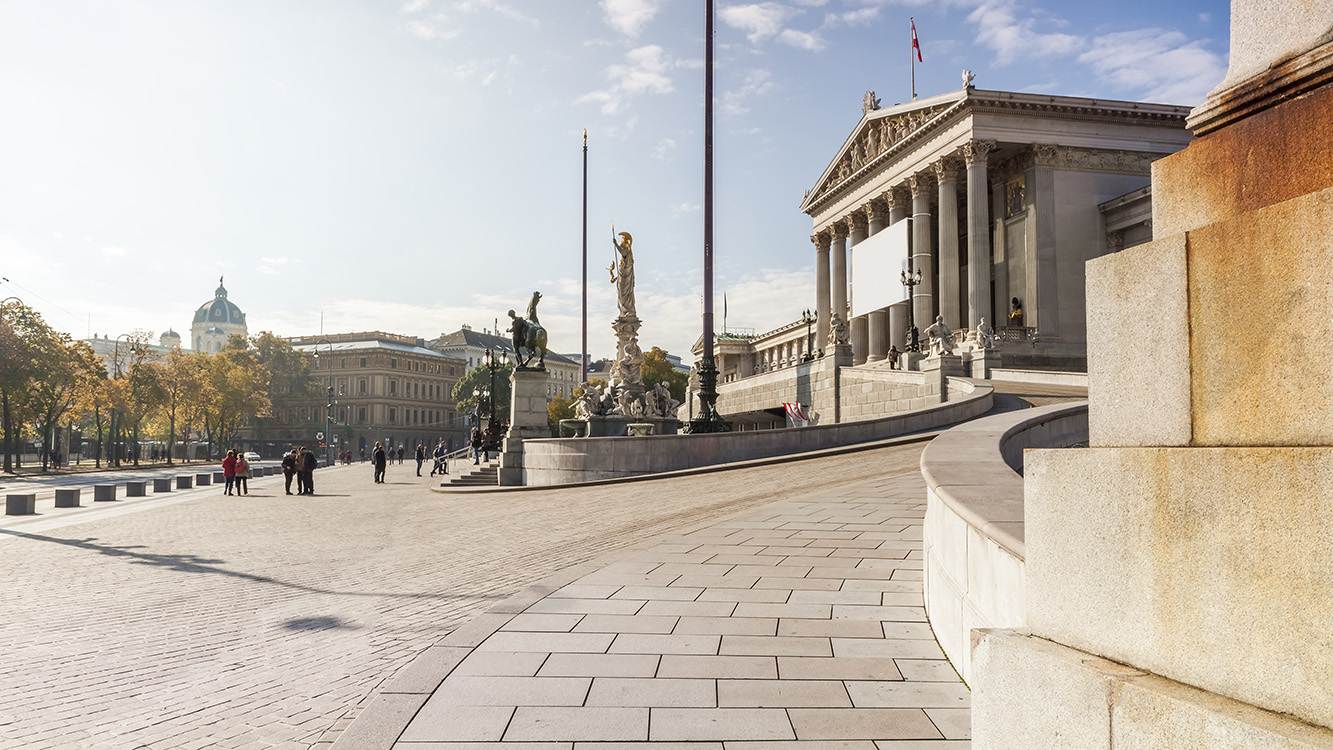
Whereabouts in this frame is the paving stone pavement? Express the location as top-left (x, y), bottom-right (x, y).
top-left (369, 454), bottom-right (970, 749)
top-left (0, 443), bottom-right (939, 750)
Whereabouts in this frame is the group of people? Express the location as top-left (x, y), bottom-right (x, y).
top-left (281, 447), bottom-right (319, 495)
top-left (219, 450), bottom-right (254, 495)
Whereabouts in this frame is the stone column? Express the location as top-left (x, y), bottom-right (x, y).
top-left (813, 232), bottom-right (830, 354)
top-left (887, 186), bottom-right (908, 225)
top-left (990, 176), bottom-right (1009, 326)
top-left (848, 213), bottom-right (868, 363)
top-left (867, 309), bottom-right (889, 362)
top-left (867, 200), bottom-right (887, 235)
top-left (909, 173), bottom-right (935, 333)
top-left (964, 139), bottom-right (996, 329)
top-left (830, 220), bottom-right (850, 331)
top-left (888, 301), bottom-right (907, 352)
top-left (935, 157), bottom-right (961, 330)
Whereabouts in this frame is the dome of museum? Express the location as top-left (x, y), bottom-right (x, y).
top-left (193, 277), bottom-right (247, 327)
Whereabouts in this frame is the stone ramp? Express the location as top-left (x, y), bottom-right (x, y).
top-left (335, 470), bottom-right (970, 748)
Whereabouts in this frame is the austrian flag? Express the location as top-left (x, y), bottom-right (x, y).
top-left (911, 18), bottom-right (922, 62)
top-left (784, 402), bottom-right (808, 423)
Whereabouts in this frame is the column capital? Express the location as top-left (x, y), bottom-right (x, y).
top-left (850, 211), bottom-right (869, 233)
top-left (811, 231), bottom-right (830, 249)
top-left (933, 156), bottom-right (961, 183)
top-left (962, 138), bottom-right (997, 167)
top-left (908, 172), bottom-right (934, 198)
top-left (883, 185), bottom-right (908, 210)
top-left (863, 201), bottom-right (886, 225)
top-left (831, 219), bottom-right (850, 239)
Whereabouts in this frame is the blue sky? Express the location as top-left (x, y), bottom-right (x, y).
top-left (0, 0), bottom-right (1228, 362)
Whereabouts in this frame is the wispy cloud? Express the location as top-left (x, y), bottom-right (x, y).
top-left (967, 0), bottom-right (1083, 65)
top-left (1078, 28), bottom-right (1226, 104)
top-left (670, 202), bottom-right (701, 216)
top-left (401, 0), bottom-right (429, 12)
top-left (100, 245), bottom-right (132, 258)
top-left (652, 138), bottom-right (677, 161)
top-left (719, 2), bottom-right (799, 44)
top-left (407, 13), bottom-right (461, 42)
top-left (721, 68), bottom-right (775, 117)
top-left (600, 0), bottom-right (663, 38)
top-left (451, 0), bottom-right (538, 27)
top-left (778, 28), bottom-right (824, 51)
top-left (577, 45), bottom-right (681, 115)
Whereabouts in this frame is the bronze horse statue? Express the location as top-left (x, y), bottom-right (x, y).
top-left (507, 291), bottom-right (548, 370)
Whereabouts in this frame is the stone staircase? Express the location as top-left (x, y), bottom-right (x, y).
top-left (440, 458), bottom-right (498, 487)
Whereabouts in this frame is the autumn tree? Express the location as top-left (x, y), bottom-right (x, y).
top-left (451, 360), bottom-right (514, 422)
top-left (153, 347), bottom-right (209, 464)
top-left (547, 395), bottom-right (575, 437)
top-left (642, 347), bottom-right (689, 404)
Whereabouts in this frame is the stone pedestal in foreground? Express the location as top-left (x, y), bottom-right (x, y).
top-left (498, 369), bottom-right (551, 486)
top-left (972, 10), bottom-right (1333, 747)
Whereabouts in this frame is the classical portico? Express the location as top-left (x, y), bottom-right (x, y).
top-left (800, 86), bottom-right (1194, 370)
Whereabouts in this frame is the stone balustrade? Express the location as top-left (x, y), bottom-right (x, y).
top-left (920, 401), bottom-right (1088, 682)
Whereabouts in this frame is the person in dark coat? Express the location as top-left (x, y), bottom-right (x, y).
top-left (299, 446), bottom-right (317, 494)
top-left (372, 441), bottom-right (387, 483)
top-left (282, 448), bottom-right (298, 495)
top-left (470, 427), bottom-right (482, 464)
top-left (414, 442), bottom-right (425, 476)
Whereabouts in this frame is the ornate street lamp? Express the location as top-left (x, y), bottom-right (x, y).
top-left (313, 339), bottom-right (334, 466)
top-left (801, 309), bottom-right (817, 361)
top-left (481, 349), bottom-right (507, 451)
top-left (900, 269), bottom-right (923, 353)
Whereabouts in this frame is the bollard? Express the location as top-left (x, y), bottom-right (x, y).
top-left (176, 476), bottom-right (192, 490)
top-left (94, 484), bottom-right (117, 502)
top-left (213, 471), bottom-right (226, 483)
top-left (5, 494), bottom-right (36, 515)
top-left (126, 481), bottom-right (147, 497)
top-left (195, 473), bottom-right (212, 486)
top-left (265, 466), bottom-right (276, 476)
top-left (152, 478), bottom-right (172, 493)
top-left (54, 489), bottom-right (81, 508)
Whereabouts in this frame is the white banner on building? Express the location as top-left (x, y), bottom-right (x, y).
top-left (850, 218), bottom-right (910, 319)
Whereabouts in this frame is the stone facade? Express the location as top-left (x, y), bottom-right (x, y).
top-left (801, 87), bottom-right (1195, 371)
top-left (430, 326), bottom-right (582, 403)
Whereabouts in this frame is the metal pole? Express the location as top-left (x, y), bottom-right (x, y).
top-left (688, 0), bottom-right (728, 434)
top-left (582, 129), bottom-right (589, 384)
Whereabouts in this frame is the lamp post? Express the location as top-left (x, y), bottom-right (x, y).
top-left (801, 309), bottom-right (817, 361)
top-left (688, 0), bottom-right (729, 434)
top-left (313, 339), bottom-right (333, 467)
top-left (900, 269), bottom-right (923, 353)
top-left (111, 333), bottom-right (137, 467)
top-left (0, 297), bottom-right (24, 474)
top-left (481, 349), bottom-right (507, 452)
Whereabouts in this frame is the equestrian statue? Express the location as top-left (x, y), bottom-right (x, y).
top-left (507, 290), bottom-right (548, 370)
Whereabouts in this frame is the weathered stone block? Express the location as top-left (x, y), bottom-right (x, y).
top-left (1155, 84), bottom-right (1333, 236)
top-left (1187, 187), bottom-right (1333, 446)
top-left (152, 478), bottom-right (172, 493)
top-left (1025, 447), bottom-right (1333, 728)
top-left (195, 474), bottom-right (212, 486)
top-left (972, 629), bottom-right (1333, 750)
top-left (1085, 235), bottom-right (1191, 447)
top-left (175, 476), bottom-right (192, 489)
top-left (125, 481), bottom-right (146, 497)
top-left (54, 489), bottom-right (81, 508)
top-left (93, 484), bottom-right (117, 502)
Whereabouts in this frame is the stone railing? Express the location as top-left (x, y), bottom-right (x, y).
top-left (519, 378), bottom-right (994, 487)
top-left (920, 401), bottom-right (1088, 682)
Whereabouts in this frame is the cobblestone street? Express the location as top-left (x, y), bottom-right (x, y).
top-left (0, 444), bottom-right (928, 750)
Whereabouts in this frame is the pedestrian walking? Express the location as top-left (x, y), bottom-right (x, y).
top-left (430, 439), bottom-right (448, 476)
top-left (282, 448), bottom-right (298, 495)
top-left (300, 446), bottom-right (317, 494)
top-left (235, 452), bottom-right (251, 495)
top-left (359, 447), bottom-right (366, 462)
top-left (221, 450), bottom-right (238, 495)
top-left (470, 426), bottom-right (482, 464)
top-left (414, 442), bottom-right (425, 477)
top-left (397, 444), bottom-right (405, 464)
top-left (372, 441), bottom-right (387, 483)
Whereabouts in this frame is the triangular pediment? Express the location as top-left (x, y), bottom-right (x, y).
top-left (801, 90), bottom-right (966, 213)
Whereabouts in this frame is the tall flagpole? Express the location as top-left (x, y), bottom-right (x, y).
top-left (690, 0), bottom-right (728, 433)
top-left (910, 17), bottom-right (916, 101)
top-left (581, 129), bottom-right (589, 384)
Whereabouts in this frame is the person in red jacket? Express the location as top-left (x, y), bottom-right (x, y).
top-left (221, 450), bottom-right (238, 495)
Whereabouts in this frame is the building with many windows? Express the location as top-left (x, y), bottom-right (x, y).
top-left (284, 332), bottom-right (469, 456)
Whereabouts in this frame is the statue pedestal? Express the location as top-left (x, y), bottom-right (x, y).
top-left (581, 415), bottom-right (680, 437)
top-left (498, 369), bottom-right (550, 486)
top-left (962, 347), bottom-right (1001, 379)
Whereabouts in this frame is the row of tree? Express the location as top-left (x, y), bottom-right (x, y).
top-left (0, 300), bottom-right (318, 472)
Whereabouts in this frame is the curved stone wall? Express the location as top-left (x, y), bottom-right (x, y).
top-left (920, 401), bottom-right (1088, 683)
top-left (521, 378), bottom-right (993, 486)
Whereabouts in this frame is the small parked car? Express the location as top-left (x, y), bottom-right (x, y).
top-left (243, 451), bottom-right (261, 464)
